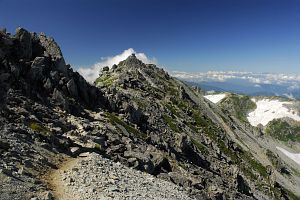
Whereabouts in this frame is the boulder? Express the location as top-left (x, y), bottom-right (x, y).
top-left (236, 174), bottom-right (251, 196)
top-left (151, 153), bottom-right (172, 175)
top-left (38, 34), bottom-right (63, 59)
top-left (111, 64), bottom-right (118, 70)
top-left (52, 89), bottom-right (68, 109)
top-left (54, 57), bottom-right (68, 74)
top-left (44, 78), bottom-right (52, 91)
top-left (10, 64), bottom-right (21, 78)
top-left (29, 57), bottom-right (47, 80)
top-left (0, 140), bottom-right (10, 150)
top-left (167, 172), bottom-right (192, 188)
top-left (102, 66), bottom-right (109, 72)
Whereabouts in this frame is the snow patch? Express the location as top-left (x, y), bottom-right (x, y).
top-left (247, 99), bottom-right (300, 126)
top-left (276, 147), bottom-right (300, 166)
top-left (204, 94), bottom-right (227, 104)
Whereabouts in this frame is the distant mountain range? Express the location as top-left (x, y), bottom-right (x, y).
top-left (170, 71), bottom-right (300, 99)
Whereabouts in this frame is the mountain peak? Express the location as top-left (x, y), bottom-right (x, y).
top-left (118, 53), bottom-right (145, 69)
top-left (129, 53), bottom-right (136, 58)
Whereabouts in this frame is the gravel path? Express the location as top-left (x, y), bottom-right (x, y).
top-left (48, 153), bottom-right (195, 200)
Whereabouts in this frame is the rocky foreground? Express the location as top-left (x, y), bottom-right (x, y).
top-left (49, 153), bottom-right (194, 200)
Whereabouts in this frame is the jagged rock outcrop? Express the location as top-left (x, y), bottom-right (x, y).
top-left (0, 28), bottom-right (107, 113)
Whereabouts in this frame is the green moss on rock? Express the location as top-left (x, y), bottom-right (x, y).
top-left (163, 114), bottom-right (179, 132)
top-left (106, 112), bottom-right (147, 139)
top-left (29, 122), bottom-right (51, 136)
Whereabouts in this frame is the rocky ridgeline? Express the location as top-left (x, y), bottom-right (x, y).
top-left (93, 54), bottom-right (300, 199)
top-left (0, 28), bottom-right (299, 200)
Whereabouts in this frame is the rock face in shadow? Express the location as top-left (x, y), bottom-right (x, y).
top-left (0, 27), bottom-right (107, 114)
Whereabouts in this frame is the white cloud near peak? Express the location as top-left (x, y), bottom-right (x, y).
top-left (77, 48), bottom-right (157, 83)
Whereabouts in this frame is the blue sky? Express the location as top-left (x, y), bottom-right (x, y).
top-left (1, 0), bottom-right (300, 73)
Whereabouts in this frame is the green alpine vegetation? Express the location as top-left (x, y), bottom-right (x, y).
top-left (265, 119), bottom-right (300, 143)
top-left (219, 94), bottom-right (257, 122)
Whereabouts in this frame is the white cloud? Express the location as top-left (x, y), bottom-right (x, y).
top-left (77, 48), bottom-right (157, 83)
top-left (170, 70), bottom-right (300, 86)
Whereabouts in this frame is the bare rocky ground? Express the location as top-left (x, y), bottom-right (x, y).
top-left (47, 153), bottom-right (195, 200)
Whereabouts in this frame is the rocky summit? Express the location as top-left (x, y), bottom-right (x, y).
top-left (0, 28), bottom-right (299, 200)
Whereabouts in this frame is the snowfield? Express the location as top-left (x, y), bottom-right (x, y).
top-left (247, 99), bottom-right (300, 126)
top-left (276, 147), bottom-right (300, 166)
top-left (204, 94), bottom-right (227, 104)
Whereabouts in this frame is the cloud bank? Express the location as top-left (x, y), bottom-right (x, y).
top-left (78, 48), bottom-right (157, 83)
top-left (170, 71), bottom-right (300, 90)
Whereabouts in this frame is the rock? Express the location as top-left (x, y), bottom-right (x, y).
top-left (208, 185), bottom-right (224, 199)
top-left (15, 27), bottom-right (32, 59)
top-left (0, 168), bottom-right (11, 175)
top-left (102, 66), bottom-right (109, 72)
top-left (151, 153), bottom-right (172, 175)
top-left (91, 136), bottom-right (107, 147)
top-left (167, 172), bottom-right (192, 188)
top-left (18, 167), bottom-right (24, 175)
top-left (236, 175), bottom-right (251, 196)
top-left (70, 147), bottom-right (81, 155)
top-left (128, 103), bottom-right (143, 125)
top-left (0, 48), bottom-right (4, 60)
top-left (54, 57), bottom-right (68, 74)
top-left (38, 34), bottom-right (63, 59)
top-left (42, 191), bottom-right (54, 200)
top-left (50, 71), bottom-right (60, 82)
top-left (23, 159), bottom-right (33, 168)
top-left (0, 140), bottom-right (10, 150)
top-left (77, 76), bottom-right (90, 104)
top-left (0, 73), bottom-right (11, 82)
top-left (280, 166), bottom-right (291, 175)
top-left (44, 78), bottom-right (52, 91)
top-left (112, 64), bottom-right (118, 70)
top-left (38, 33), bottom-right (68, 74)
top-left (66, 78), bottom-right (78, 97)
top-left (10, 64), bottom-right (21, 78)
top-left (52, 89), bottom-right (68, 109)
top-left (29, 57), bottom-right (48, 80)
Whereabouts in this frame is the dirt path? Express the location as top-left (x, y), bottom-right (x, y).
top-left (45, 155), bottom-right (86, 200)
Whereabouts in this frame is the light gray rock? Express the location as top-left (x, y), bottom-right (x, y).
top-left (67, 78), bottom-right (78, 98)
top-left (59, 153), bottom-right (195, 200)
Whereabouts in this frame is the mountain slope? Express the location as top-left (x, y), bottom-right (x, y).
top-left (0, 28), bottom-right (299, 200)
top-left (94, 54), bottom-right (300, 199)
